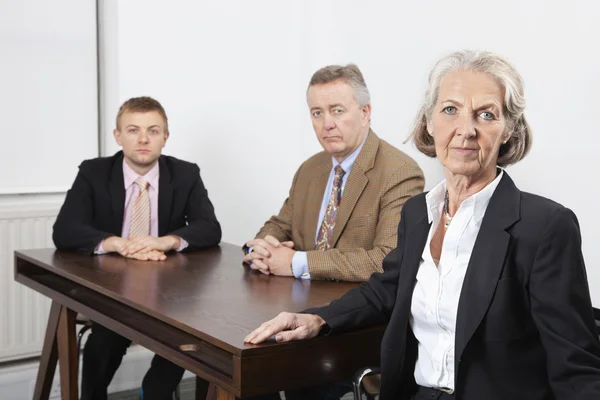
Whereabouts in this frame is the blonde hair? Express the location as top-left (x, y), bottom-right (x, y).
top-left (116, 96), bottom-right (168, 131)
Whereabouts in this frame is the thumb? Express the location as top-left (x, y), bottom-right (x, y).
top-left (281, 241), bottom-right (294, 248)
top-left (275, 330), bottom-right (296, 342)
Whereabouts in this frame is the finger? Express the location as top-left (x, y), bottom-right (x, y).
top-left (264, 235), bottom-right (281, 247)
top-left (247, 315), bottom-right (292, 344)
top-left (275, 328), bottom-right (305, 342)
top-left (252, 245), bottom-right (271, 258)
top-left (144, 251), bottom-right (160, 261)
top-left (128, 252), bottom-right (148, 261)
top-left (281, 241), bottom-right (294, 248)
top-left (244, 321), bottom-right (282, 344)
top-left (252, 259), bottom-right (270, 275)
top-left (121, 242), bottom-right (143, 255)
top-left (246, 238), bottom-right (268, 248)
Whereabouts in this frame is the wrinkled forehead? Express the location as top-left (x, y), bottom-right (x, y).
top-left (307, 80), bottom-right (358, 108)
top-left (437, 70), bottom-right (505, 107)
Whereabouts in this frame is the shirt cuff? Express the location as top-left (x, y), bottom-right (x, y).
top-left (176, 237), bottom-right (189, 252)
top-left (94, 240), bottom-right (108, 255)
top-left (292, 251), bottom-right (310, 279)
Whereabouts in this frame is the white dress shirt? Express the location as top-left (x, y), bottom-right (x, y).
top-left (410, 170), bottom-right (503, 392)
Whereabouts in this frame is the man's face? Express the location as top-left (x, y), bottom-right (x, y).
top-left (114, 111), bottom-right (169, 172)
top-left (307, 80), bottom-right (371, 162)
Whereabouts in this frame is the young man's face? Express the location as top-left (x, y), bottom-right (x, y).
top-left (114, 111), bottom-right (169, 173)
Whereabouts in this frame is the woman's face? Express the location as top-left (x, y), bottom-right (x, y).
top-left (427, 69), bottom-right (511, 181)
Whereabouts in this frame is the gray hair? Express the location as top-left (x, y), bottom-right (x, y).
top-left (409, 50), bottom-right (532, 167)
top-left (307, 64), bottom-right (371, 107)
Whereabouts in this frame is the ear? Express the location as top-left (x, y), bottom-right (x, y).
top-left (113, 128), bottom-right (122, 146)
top-left (502, 129), bottom-right (512, 144)
top-left (361, 104), bottom-right (372, 125)
top-left (426, 119), bottom-right (433, 136)
top-left (163, 130), bottom-right (170, 147)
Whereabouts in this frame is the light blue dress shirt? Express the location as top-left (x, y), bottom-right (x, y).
top-left (292, 131), bottom-right (370, 279)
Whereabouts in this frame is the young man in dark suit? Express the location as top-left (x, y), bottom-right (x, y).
top-left (53, 96), bottom-right (222, 400)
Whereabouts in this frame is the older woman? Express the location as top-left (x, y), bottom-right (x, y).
top-left (245, 50), bottom-right (600, 400)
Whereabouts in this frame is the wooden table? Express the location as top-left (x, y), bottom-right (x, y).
top-left (15, 243), bottom-right (383, 399)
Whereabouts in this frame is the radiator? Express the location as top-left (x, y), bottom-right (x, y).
top-left (0, 204), bottom-right (60, 362)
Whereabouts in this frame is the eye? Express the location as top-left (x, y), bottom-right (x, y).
top-left (442, 106), bottom-right (456, 114)
top-left (332, 108), bottom-right (343, 114)
top-left (150, 129), bottom-right (159, 135)
top-left (480, 111), bottom-right (495, 120)
top-left (128, 128), bottom-right (137, 133)
top-left (312, 110), bottom-right (321, 117)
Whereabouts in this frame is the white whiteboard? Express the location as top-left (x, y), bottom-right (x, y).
top-left (0, 0), bottom-right (98, 194)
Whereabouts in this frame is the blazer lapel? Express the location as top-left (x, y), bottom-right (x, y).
top-left (454, 173), bottom-right (521, 370)
top-left (331, 130), bottom-right (379, 246)
top-left (108, 153), bottom-right (125, 234)
top-left (158, 156), bottom-right (173, 237)
top-left (304, 159), bottom-right (332, 249)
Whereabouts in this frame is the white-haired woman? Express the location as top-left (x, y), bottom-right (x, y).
top-left (245, 50), bottom-right (600, 400)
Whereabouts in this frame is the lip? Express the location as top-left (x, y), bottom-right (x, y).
top-left (136, 149), bottom-right (151, 153)
top-left (451, 147), bottom-right (477, 152)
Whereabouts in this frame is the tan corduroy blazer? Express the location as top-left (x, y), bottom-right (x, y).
top-left (254, 131), bottom-right (424, 282)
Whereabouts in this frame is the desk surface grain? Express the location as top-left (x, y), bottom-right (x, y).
top-left (15, 243), bottom-right (359, 354)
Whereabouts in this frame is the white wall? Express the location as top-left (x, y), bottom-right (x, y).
top-left (100, 0), bottom-right (600, 304)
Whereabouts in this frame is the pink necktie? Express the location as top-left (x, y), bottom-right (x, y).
top-left (129, 177), bottom-right (150, 238)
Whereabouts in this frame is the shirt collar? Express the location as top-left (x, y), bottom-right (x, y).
top-left (332, 129), bottom-right (370, 173)
top-left (426, 168), bottom-right (504, 224)
top-left (122, 159), bottom-right (160, 190)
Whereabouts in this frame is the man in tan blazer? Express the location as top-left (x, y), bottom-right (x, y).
top-left (243, 64), bottom-right (424, 284)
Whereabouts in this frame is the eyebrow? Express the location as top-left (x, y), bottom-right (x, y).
top-left (125, 124), bottom-right (139, 129)
top-left (440, 99), bottom-right (501, 110)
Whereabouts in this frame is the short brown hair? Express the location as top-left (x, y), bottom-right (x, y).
top-left (116, 96), bottom-right (168, 131)
top-left (308, 64), bottom-right (371, 106)
top-left (409, 50), bottom-right (532, 167)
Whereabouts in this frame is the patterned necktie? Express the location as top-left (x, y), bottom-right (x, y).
top-left (315, 165), bottom-right (345, 250)
top-left (129, 177), bottom-right (150, 238)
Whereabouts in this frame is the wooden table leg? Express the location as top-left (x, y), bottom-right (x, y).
top-left (33, 301), bottom-right (62, 400)
top-left (195, 376), bottom-right (211, 400)
top-left (215, 385), bottom-right (240, 400)
top-left (57, 307), bottom-right (78, 400)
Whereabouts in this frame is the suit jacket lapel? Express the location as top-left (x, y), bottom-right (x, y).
top-left (331, 130), bottom-right (379, 246)
top-left (454, 173), bottom-right (521, 371)
top-left (108, 152), bottom-right (125, 235)
top-left (158, 156), bottom-right (173, 237)
top-left (303, 159), bottom-right (331, 249)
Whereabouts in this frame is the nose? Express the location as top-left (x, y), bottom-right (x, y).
top-left (137, 131), bottom-right (149, 143)
top-left (323, 113), bottom-right (336, 131)
top-left (456, 114), bottom-right (476, 138)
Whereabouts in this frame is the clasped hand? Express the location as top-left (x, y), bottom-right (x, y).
top-left (104, 235), bottom-right (181, 261)
top-left (243, 235), bottom-right (296, 276)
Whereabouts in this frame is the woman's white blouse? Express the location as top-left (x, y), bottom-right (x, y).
top-left (410, 171), bottom-right (504, 392)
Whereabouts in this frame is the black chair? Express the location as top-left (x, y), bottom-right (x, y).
top-left (352, 308), bottom-right (600, 400)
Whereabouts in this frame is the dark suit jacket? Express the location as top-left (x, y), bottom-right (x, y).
top-left (53, 151), bottom-right (222, 254)
top-left (314, 173), bottom-right (600, 400)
